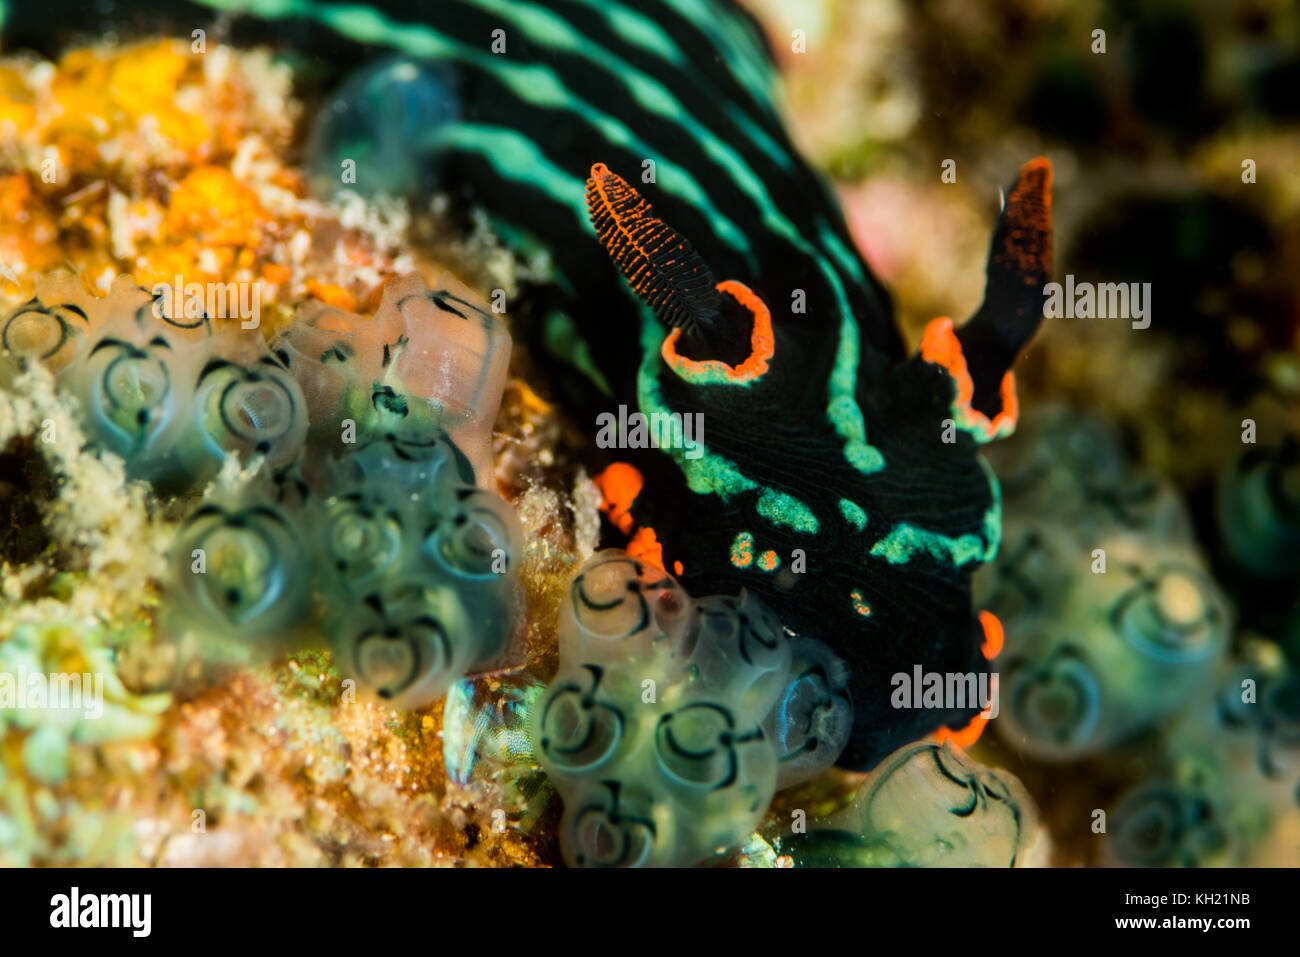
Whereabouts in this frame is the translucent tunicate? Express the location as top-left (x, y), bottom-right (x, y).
top-left (534, 551), bottom-right (852, 867)
top-left (306, 55), bottom-right (459, 200)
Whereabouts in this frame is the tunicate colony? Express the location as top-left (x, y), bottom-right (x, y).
top-left (3, 266), bottom-right (1030, 867)
top-left (3, 270), bottom-right (520, 708)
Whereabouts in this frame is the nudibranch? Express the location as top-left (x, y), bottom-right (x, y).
top-left (3, 0), bottom-right (1054, 769)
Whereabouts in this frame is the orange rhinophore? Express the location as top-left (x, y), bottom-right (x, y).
top-left (996, 157), bottom-right (1054, 280)
top-left (944, 156), bottom-right (1053, 428)
top-left (585, 162), bottom-right (720, 332)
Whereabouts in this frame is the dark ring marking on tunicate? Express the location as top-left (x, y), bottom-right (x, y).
top-left (197, 358), bottom-right (236, 381)
top-left (655, 701), bottom-right (751, 791)
top-left (926, 745), bottom-right (980, 817)
top-left (179, 504), bottom-right (297, 573)
top-left (352, 626), bottom-right (422, 698)
top-left (572, 559), bottom-right (652, 637)
top-left (539, 665), bottom-right (625, 771)
top-left (216, 375), bottom-right (298, 446)
top-left (320, 344), bottom-right (353, 364)
top-left (985, 530), bottom-right (1048, 614)
top-left (1107, 563), bottom-right (1220, 663)
top-left (371, 385), bottom-right (409, 417)
top-left (97, 350), bottom-right (173, 427)
top-left (1004, 646), bottom-right (1101, 746)
top-left (698, 601), bottom-right (781, 668)
top-left (88, 335), bottom-right (170, 359)
top-left (572, 782), bottom-right (657, 868)
top-left (430, 293), bottom-right (465, 319)
top-left (379, 334), bottom-right (410, 370)
top-left (2, 301), bottom-right (82, 360)
top-left (141, 296), bottom-right (210, 332)
top-left (776, 664), bottom-right (845, 757)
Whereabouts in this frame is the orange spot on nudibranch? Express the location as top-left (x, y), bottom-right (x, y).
top-left (661, 279), bottom-right (774, 384)
top-left (934, 712), bottom-right (991, 750)
top-left (920, 316), bottom-right (1018, 441)
top-left (627, 526), bottom-right (666, 573)
top-left (934, 612), bottom-right (1006, 748)
top-left (593, 462), bottom-right (643, 535)
top-left (730, 532), bottom-right (755, 569)
top-left (978, 609), bottom-right (1004, 660)
top-left (594, 464), bottom-right (680, 576)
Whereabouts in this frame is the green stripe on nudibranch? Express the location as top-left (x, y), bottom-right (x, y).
top-left (659, 0), bottom-right (778, 116)
top-left (756, 489), bottom-right (819, 534)
top-left (819, 220), bottom-right (875, 300)
top-left (432, 124), bottom-right (585, 210)
top-left (839, 499), bottom-right (868, 530)
top-left (869, 523), bottom-right (993, 568)
top-left (564, 0), bottom-right (795, 170)
top-left (570, 0), bottom-right (781, 124)
top-left (818, 222), bottom-right (887, 476)
top-left (472, 0), bottom-right (848, 290)
top-left (828, 327), bottom-right (886, 475)
top-left (448, 0), bottom-right (757, 260)
top-left (595, 3), bottom-right (689, 66)
top-left (636, 312), bottom-right (820, 532)
top-left (722, 102), bottom-right (797, 172)
top-left (637, 312), bottom-right (758, 501)
top-left (869, 458), bottom-right (1004, 567)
